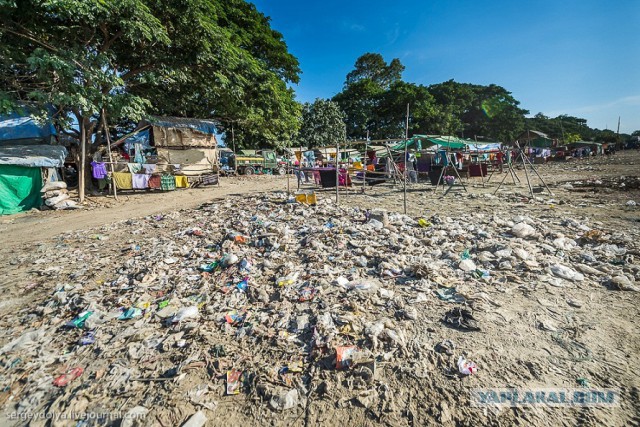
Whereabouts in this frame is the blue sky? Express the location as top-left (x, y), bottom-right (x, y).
top-left (253, 0), bottom-right (640, 133)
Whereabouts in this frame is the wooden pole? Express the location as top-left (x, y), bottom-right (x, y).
top-left (335, 142), bottom-right (339, 206)
top-left (298, 142), bottom-right (302, 190)
top-left (475, 135), bottom-right (485, 187)
top-left (345, 145), bottom-right (349, 198)
top-left (79, 119), bottom-right (86, 203)
top-left (286, 153), bottom-right (290, 195)
top-left (101, 109), bottom-right (118, 201)
top-left (403, 103), bottom-right (409, 214)
top-left (362, 130), bottom-right (369, 193)
top-left (231, 123), bottom-right (237, 175)
top-left (523, 130), bottom-right (534, 197)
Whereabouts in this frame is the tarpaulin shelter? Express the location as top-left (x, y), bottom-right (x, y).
top-left (0, 111), bottom-right (57, 146)
top-left (0, 110), bottom-right (67, 214)
top-left (0, 144), bottom-right (67, 215)
top-left (567, 141), bottom-right (603, 154)
top-left (466, 142), bottom-right (502, 153)
top-left (112, 116), bottom-right (222, 177)
top-left (515, 130), bottom-right (555, 148)
top-left (391, 135), bottom-right (473, 151)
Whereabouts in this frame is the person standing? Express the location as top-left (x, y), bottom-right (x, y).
top-left (496, 150), bottom-right (505, 173)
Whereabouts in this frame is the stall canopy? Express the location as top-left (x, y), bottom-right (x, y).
top-left (391, 135), bottom-right (474, 151)
top-left (466, 142), bottom-right (502, 152)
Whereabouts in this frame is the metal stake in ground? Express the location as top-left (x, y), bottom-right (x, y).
top-left (517, 139), bottom-right (553, 196)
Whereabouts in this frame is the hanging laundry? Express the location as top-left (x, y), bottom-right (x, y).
top-left (90, 162), bottom-right (108, 179)
top-left (148, 175), bottom-right (161, 189)
top-left (161, 175), bottom-right (176, 191)
top-left (127, 163), bottom-right (143, 174)
top-left (134, 143), bottom-right (145, 164)
top-left (112, 172), bottom-right (133, 190)
top-left (142, 164), bottom-right (157, 174)
top-left (175, 175), bottom-right (189, 188)
top-left (132, 174), bottom-right (150, 189)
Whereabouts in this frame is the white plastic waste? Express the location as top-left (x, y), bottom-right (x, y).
top-left (172, 306), bottom-right (199, 323)
top-left (511, 222), bottom-right (536, 238)
top-left (458, 356), bottom-right (477, 375)
top-left (550, 264), bottom-right (584, 282)
top-left (181, 410), bottom-right (207, 427)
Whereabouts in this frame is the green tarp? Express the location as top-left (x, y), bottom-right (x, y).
top-left (528, 137), bottom-right (554, 148)
top-left (0, 164), bottom-right (42, 215)
top-left (391, 135), bottom-right (470, 151)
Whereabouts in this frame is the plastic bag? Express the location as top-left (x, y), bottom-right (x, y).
top-left (458, 356), bottom-right (477, 375)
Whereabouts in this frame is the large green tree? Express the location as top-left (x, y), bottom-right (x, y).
top-left (0, 0), bottom-right (172, 199)
top-left (376, 81), bottom-right (443, 138)
top-left (136, 0), bottom-right (302, 149)
top-left (298, 98), bottom-right (346, 149)
top-left (0, 0), bottom-right (302, 198)
top-left (429, 80), bottom-right (528, 141)
top-left (333, 53), bottom-right (405, 139)
top-left (335, 55), bottom-right (530, 142)
top-left (526, 113), bottom-right (596, 142)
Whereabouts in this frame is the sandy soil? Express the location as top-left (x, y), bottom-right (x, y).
top-left (1, 151), bottom-right (639, 427)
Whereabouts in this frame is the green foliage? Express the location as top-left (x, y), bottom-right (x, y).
top-left (298, 99), bottom-right (346, 149)
top-left (335, 55), bottom-right (528, 142)
top-left (596, 130), bottom-right (618, 144)
top-left (565, 133), bottom-right (581, 144)
top-left (345, 53), bottom-right (404, 89)
top-left (429, 80), bottom-right (528, 141)
top-left (334, 54), bottom-right (445, 140)
top-left (376, 81), bottom-right (442, 137)
top-left (0, 0), bottom-right (301, 148)
top-left (333, 79), bottom-right (384, 138)
top-left (524, 113), bottom-right (621, 143)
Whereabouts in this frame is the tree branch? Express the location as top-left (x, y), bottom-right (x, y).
top-left (121, 64), bottom-right (155, 81)
top-left (1, 23), bottom-right (88, 72)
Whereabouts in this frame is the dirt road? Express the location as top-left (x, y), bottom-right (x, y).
top-left (0, 176), bottom-right (288, 249)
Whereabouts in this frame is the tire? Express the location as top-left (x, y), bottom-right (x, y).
top-left (277, 166), bottom-right (286, 175)
top-left (244, 166), bottom-right (255, 176)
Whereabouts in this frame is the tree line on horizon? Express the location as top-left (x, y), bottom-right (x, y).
top-left (309, 52), bottom-right (632, 149)
top-left (0, 1), bottom-right (634, 152)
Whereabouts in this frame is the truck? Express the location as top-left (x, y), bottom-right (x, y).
top-left (218, 148), bottom-right (288, 175)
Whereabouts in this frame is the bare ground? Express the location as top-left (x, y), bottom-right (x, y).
top-left (1, 151), bottom-right (639, 426)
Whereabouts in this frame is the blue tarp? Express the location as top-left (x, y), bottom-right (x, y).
top-left (123, 129), bottom-right (152, 153)
top-left (466, 143), bottom-right (501, 152)
top-left (0, 111), bottom-right (56, 144)
top-left (0, 145), bottom-right (67, 168)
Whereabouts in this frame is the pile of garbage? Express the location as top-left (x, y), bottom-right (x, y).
top-left (564, 176), bottom-right (640, 191)
top-left (1, 193), bottom-right (639, 425)
top-left (41, 181), bottom-right (79, 210)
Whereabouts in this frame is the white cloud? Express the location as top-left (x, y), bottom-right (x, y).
top-left (340, 20), bottom-right (365, 32)
top-left (546, 95), bottom-right (640, 116)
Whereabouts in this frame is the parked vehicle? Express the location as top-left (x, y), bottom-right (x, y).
top-left (219, 148), bottom-right (287, 175)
